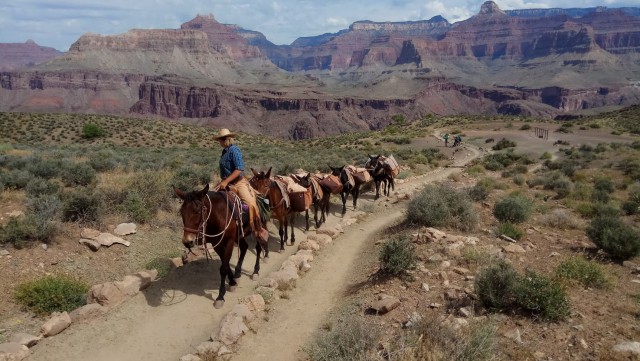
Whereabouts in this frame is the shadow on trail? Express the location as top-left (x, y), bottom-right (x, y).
top-left (142, 237), bottom-right (277, 308)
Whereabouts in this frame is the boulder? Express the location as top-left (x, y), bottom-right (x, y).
top-left (113, 223), bottom-right (137, 236)
top-left (613, 341), bottom-right (640, 356)
top-left (69, 303), bottom-right (107, 323)
top-left (239, 294), bottom-right (266, 312)
top-left (270, 267), bottom-right (299, 290)
top-left (316, 226), bottom-right (340, 238)
top-left (369, 294), bottom-right (400, 315)
top-left (257, 278), bottom-right (278, 289)
top-left (297, 239), bottom-right (320, 251)
top-left (78, 239), bottom-right (101, 252)
top-left (95, 233), bottom-right (130, 247)
top-left (0, 342), bottom-right (30, 361)
top-left (214, 304), bottom-right (253, 346)
top-left (195, 340), bottom-right (226, 356)
top-left (86, 282), bottom-right (128, 307)
top-left (179, 354), bottom-right (202, 361)
top-left (502, 244), bottom-right (526, 253)
top-left (80, 228), bottom-right (101, 239)
top-left (40, 312), bottom-right (71, 337)
top-left (305, 233), bottom-right (332, 246)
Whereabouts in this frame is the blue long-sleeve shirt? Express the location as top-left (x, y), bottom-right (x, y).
top-left (219, 144), bottom-right (245, 179)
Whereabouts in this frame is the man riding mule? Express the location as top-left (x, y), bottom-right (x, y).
top-left (214, 128), bottom-right (270, 243)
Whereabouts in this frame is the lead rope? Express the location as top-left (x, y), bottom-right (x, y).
top-left (198, 193), bottom-right (237, 261)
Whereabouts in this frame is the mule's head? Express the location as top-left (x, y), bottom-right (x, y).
top-left (174, 184), bottom-right (209, 249)
top-left (328, 165), bottom-right (344, 177)
top-left (249, 167), bottom-right (272, 196)
top-left (292, 172), bottom-right (311, 188)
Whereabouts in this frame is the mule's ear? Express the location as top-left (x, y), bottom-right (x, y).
top-left (369, 154), bottom-right (375, 159)
top-left (266, 166), bottom-right (272, 178)
top-left (251, 168), bottom-right (259, 177)
top-left (173, 185), bottom-right (186, 200)
top-left (198, 183), bottom-right (209, 197)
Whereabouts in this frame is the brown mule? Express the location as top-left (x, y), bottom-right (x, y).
top-left (174, 184), bottom-right (267, 309)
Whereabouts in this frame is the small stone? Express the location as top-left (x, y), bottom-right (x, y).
top-left (80, 228), bottom-right (101, 239)
top-left (41, 243), bottom-right (48, 251)
top-left (79, 238), bottom-right (101, 252)
top-left (421, 283), bottom-right (430, 292)
top-left (0, 250), bottom-right (9, 256)
top-left (113, 223), bottom-right (137, 236)
top-left (550, 252), bottom-right (560, 257)
top-left (533, 351), bottom-right (545, 360)
top-left (9, 333), bottom-right (41, 347)
top-left (612, 341), bottom-right (640, 356)
top-left (429, 303), bottom-right (442, 308)
top-left (502, 244), bottom-right (526, 253)
top-left (579, 338), bottom-right (588, 349)
top-left (503, 328), bottom-right (522, 344)
top-left (440, 261), bottom-right (451, 268)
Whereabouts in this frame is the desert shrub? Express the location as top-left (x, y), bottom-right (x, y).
top-left (497, 222), bottom-right (523, 240)
top-left (82, 123), bottom-right (106, 138)
top-left (145, 257), bottom-right (173, 279)
top-left (120, 191), bottom-right (153, 224)
top-left (501, 164), bottom-right (528, 178)
top-left (555, 256), bottom-right (610, 289)
top-left (89, 149), bottom-right (119, 172)
top-left (512, 174), bottom-right (525, 185)
top-left (25, 177), bottom-right (60, 196)
top-left (514, 271), bottom-right (569, 321)
top-left (172, 166), bottom-right (210, 192)
top-left (15, 275), bottom-right (88, 315)
top-left (24, 194), bottom-right (62, 241)
top-left (556, 123), bottom-right (573, 133)
top-left (541, 151), bottom-right (553, 160)
top-left (591, 189), bottom-right (611, 203)
top-left (483, 160), bottom-right (503, 171)
top-left (619, 158), bottom-right (640, 181)
top-left (0, 217), bottom-right (38, 249)
top-left (123, 171), bottom-right (174, 220)
top-left (381, 136), bottom-right (411, 145)
top-left (396, 315), bottom-right (495, 361)
top-left (493, 196), bottom-right (532, 223)
top-left (379, 235), bottom-right (416, 276)
top-left (485, 138), bottom-right (495, 143)
top-left (27, 158), bottom-right (63, 179)
top-left (520, 124), bottom-right (531, 130)
top-left (306, 316), bottom-right (380, 361)
top-left (1, 169), bottom-right (31, 189)
top-left (594, 178), bottom-right (615, 194)
top-left (491, 138), bottom-right (516, 150)
top-left (61, 163), bottom-right (96, 186)
top-left (62, 188), bottom-right (103, 223)
top-left (540, 208), bottom-right (582, 230)
top-left (527, 171), bottom-right (573, 199)
top-left (468, 184), bottom-right (489, 202)
top-left (406, 183), bottom-right (477, 231)
top-left (587, 216), bottom-right (640, 260)
top-left (475, 261), bottom-right (518, 311)
top-left (623, 188), bottom-right (640, 215)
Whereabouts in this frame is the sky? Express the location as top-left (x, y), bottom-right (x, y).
top-left (1, 0), bottom-right (638, 51)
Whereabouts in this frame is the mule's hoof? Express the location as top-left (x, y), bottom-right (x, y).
top-left (214, 300), bottom-right (225, 309)
top-left (262, 257), bottom-right (268, 264)
top-left (278, 249), bottom-right (284, 253)
top-left (251, 273), bottom-right (259, 281)
top-left (234, 273), bottom-right (242, 279)
top-left (228, 285), bottom-right (237, 292)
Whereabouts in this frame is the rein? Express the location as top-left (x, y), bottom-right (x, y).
top-left (184, 193), bottom-right (237, 258)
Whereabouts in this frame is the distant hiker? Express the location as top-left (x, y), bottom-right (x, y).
top-left (443, 133), bottom-right (450, 147)
top-left (454, 135), bottom-right (462, 147)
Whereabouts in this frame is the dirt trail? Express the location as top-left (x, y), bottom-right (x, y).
top-left (26, 144), bottom-right (479, 361)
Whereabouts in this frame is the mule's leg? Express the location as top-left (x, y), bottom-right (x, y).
top-left (213, 245), bottom-right (234, 309)
top-left (305, 209), bottom-right (310, 231)
top-left (234, 237), bottom-right (249, 279)
top-left (289, 212), bottom-right (296, 245)
top-left (313, 203), bottom-right (320, 229)
top-left (251, 239), bottom-right (262, 280)
top-left (340, 190), bottom-right (348, 214)
top-left (352, 187), bottom-right (360, 210)
top-left (278, 218), bottom-right (286, 252)
top-left (374, 180), bottom-right (381, 200)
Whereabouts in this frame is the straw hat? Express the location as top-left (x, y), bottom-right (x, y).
top-left (213, 128), bottom-right (236, 140)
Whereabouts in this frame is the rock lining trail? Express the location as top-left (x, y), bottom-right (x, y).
top-left (26, 144), bottom-right (479, 361)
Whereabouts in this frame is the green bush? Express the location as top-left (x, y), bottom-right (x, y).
top-left (468, 184), bottom-right (489, 202)
top-left (61, 163), bottom-right (96, 186)
top-left (25, 177), bottom-right (60, 196)
top-left (491, 138), bottom-right (516, 150)
top-left (62, 189), bottom-right (103, 223)
top-left (89, 149), bottom-right (119, 172)
top-left (379, 235), bottom-right (416, 276)
top-left (476, 262), bottom-right (570, 321)
top-left (594, 178), bottom-right (615, 194)
top-left (514, 271), bottom-right (570, 321)
top-left (493, 196), bottom-right (532, 223)
top-left (82, 123), bottom-right (106, 139)
top-left (145, 257), bottom-right (173, 279)
top-left (520, 124), bottom-right (531, 130)
top-left (555, 256), bottom-right (610, 289)
top-left (623, 188), bottom-right (640, 215)
top-left (27, 158), bottom-right (63, 179)
top-left (497, 222), bottom-right (523, 240)
top-left (0, 216), bottom-right (38, 249)
top-left (587, 216), bottom-right (640, 260)
top-left (120, 191), bottom-right (153, 224)
top-left (407, 183), bottom-right (477, 231)
top-left (15, 275), bottom-right (89, 315)
top-left (475, 261), bottom-right (518, 311)
top-left (1, 169), bottom-right (31, 189)
top-left (172, 167), bottom-right (210, 191)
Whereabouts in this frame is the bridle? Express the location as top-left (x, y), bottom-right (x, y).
top-left (182, 193), bottom-right (238, 254)
top-left (250, 176), bottom-right (285, 210)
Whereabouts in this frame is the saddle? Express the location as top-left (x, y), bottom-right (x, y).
top-left (318, 174), bottom-right (342, 194)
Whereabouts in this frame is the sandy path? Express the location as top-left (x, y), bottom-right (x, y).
top-left (26, 143), bottom-right (479, 361)
top-left (231, 145), bottom-right (480, 361)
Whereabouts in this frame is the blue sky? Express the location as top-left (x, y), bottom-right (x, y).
top-left (1, 0), bottom-right (638, 51)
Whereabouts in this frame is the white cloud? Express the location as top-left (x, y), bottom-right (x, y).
top-left (0, 0), bottom-right (638, 50)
